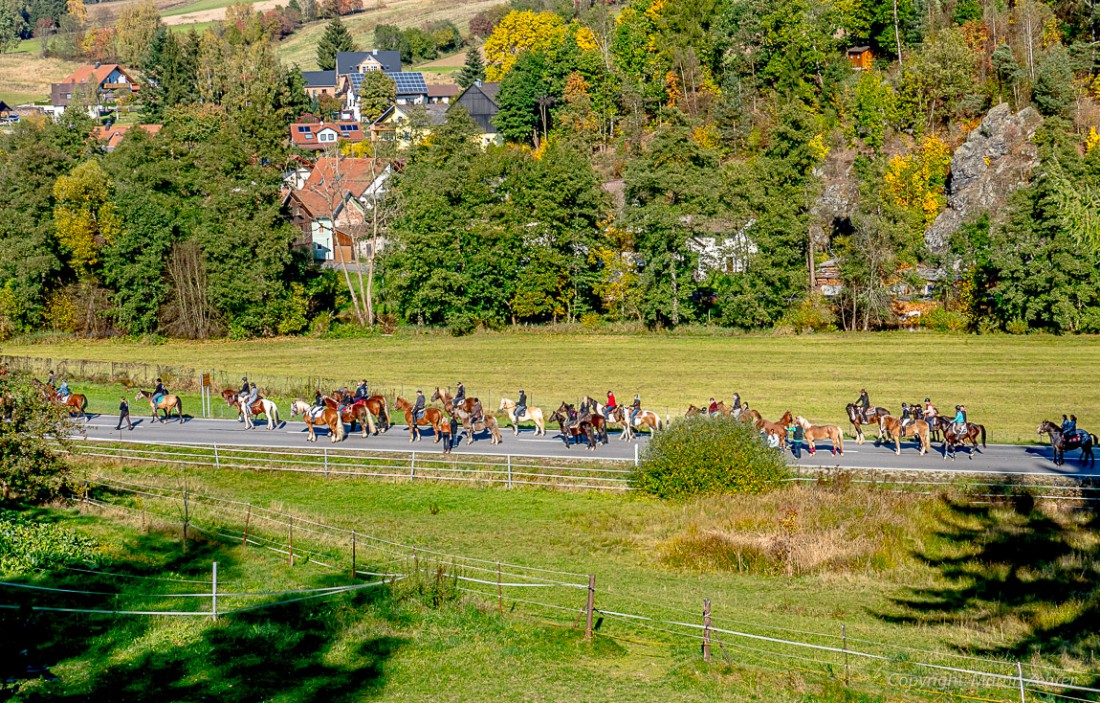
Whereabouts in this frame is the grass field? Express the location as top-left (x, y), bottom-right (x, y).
top-left (0, 53), bottom-right (82, 107)
top-left (25, 457), bottom-right (1091, 701)
top-left (5, 331), bottom-right (1099, 443)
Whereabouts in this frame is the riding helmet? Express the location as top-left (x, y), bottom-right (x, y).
top-left (955, 405), bottom-right (961, 410)
top-left (925, 397), bottom-right (930, 402)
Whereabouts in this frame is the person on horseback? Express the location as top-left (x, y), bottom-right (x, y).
top-left (952, 405), bottom-right (967, 434)
top-left (58, 379), bottom-right (70, 402)
top-left (1062, 414), bottom-right (1075, 435)
top-left (153, 378), bottom-right (167, 405)
top-left (605, 391), bottom-right (617, 421)
top-left (240, 377), bottom-right (249, 395)
top-left (247, 382), bottom-right (259, 406)
top-left (924, 398), bottom-right (938, 419)
top-left (731, 392), bottom-right (741, 412)
top-left (708, 398), bottom-right (719, 416)
top-left (413, 390), bottom-right (426, 420)
top-left (1070, 415), bottom-right (1080, 440)
top-left (454, 382), bottom-right (466, 408)
top-left (630, 394), bottom-right (642, 427)
top-left (314, 390), bottom-right (324, 409)
top-left (900, 402), bottom-right (912, 430)
top-left (857, 389), bottom-right (871, 423)
top-left (47, 370), bottom-right (55, 388)
top-left (579, 397), bottom-right (590, 415)
top-left (354, 380), bottom-right (368, 401)
top-left (515, 390), bottom-right (527, 421)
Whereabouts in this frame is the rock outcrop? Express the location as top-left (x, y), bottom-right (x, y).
top-left (925, 103), bottom-right (1043, 252)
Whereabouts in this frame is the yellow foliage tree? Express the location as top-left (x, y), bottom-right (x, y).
top-left (66, 0), bottom-right (87, 26)
top-left (53, 161), bottom-right (122, 272)
top-left (883, 136), bottom-right (952, 226)
top-left (115, 0), bottom-right (163, 65)
top-left (482, 10), bottom-right (566, 82)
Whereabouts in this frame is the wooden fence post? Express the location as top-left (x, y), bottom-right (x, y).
top-left (703, 599), bottom-right (711, 662)
top-left (585, 574), bottom-right (596, 641)
top-left (242, 504), bottom-right (251, 547)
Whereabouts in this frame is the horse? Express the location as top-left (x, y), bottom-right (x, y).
top-left (610, 405), bottom-right (662, 440)
top-left (1037, 420), bottom-right (1096, 466)
top-left (135, 390), bottom-right (184, 423)
top-left (291, 400), bottom-right (346, 443)
top-left (877, 415), bottom-right (929, 456)
top-left (756, 411), bottom-right (792, 448)
top-left (361, 395), bottom-right (391, 434)
top-left (432, 387), bottom-right (480, 417)
top-left (549, 407), bottom-right (597, 450)
top-left (942, 421), bottom-right (987, 461)
top-left (845, 404), bottom-right (891, 445)
top-left (499, 398), bottom-right (546, 436)
top-left (395, 396), bottom-right (444, 443)
top-left (322, 397), bottom-right (376, 437)
top-left (60, 393), bottom-right (88, 418)
top-left (451, 403), bottom-right (502, 445)
top-left (223, 392), bottom-right (281, 431)
top-left (739, 408), bottom-right (762, 426)
top-left (794, 416), bottom-right (845, 456)
top-left (685, 404), bottom-right (702, 417)
top-left (580, 397), bottom-right (628, 442)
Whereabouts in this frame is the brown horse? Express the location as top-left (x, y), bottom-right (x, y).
top-left (610, 405), bottom-right (661, 440)
top-left (432, 387), bottom-right (480, 416)
top-left (942, 421), bottom-right (987, 461)
top-left (845, 404), bottom-right (890, 444)
top-left (61, 393), bottom-right (88, 418)
top-left (549, 407), bottom-right (597, 450)
top-left (136, 390), bottom-right (184, 423)
top-left (333, 391), bottom-right (391, 434)
top-left (739, 408), bottom-right (762, 426)
top-left (291, 400), bottom-right (346, 443)
top-left (395, 396), bottom-right (444, 443)
top-left (794, 416), bottom-right (845, 456)
top-left (877, 415), bottom-right (929, 456)
top-left (322, 397), bottom-right (376, 437)
top-left (687, 403), bottom-right (732, 418)
top-left (451, 404), bottom-right (502, 445)
top-left (756, 411), bottom-right (792, 448)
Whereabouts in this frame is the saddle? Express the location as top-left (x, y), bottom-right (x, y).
top-left (308, 406), bottom-right (327, 420)
top-left (1065, 429), bottom-right (1088, 444)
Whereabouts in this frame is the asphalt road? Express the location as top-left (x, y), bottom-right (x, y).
top-left (73, 413), bottom-right (1099, 478)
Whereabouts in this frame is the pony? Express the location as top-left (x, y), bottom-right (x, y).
top-left (794, 416), bottom-right (844, 456)
top-left (223, 391), bottom-right (281, 431)
top-left (1037, 420), bottom-right (1096, 466)
top-left (549, 407), bottom-right (597, 450)
top-left (322, 397), bottom-right (376, 438)
top-left (877, 415), bottom-right (929, 456)
top-left (571, 401), bottom-right (609, 443)
top-left (291, 400), bottom-right (346, 443)
top-left (756, 411), bottom-right (792, 448)
top-left (395, 396), bottom-right (444, 443)
top-left (451, 404), bottom-right (502, 446)
top-left (941, 421), bottom-right (987, 461)
top-left (499, 398), bottom-right (546, 436)
top-left (135, 390), bottom-right (184, 423)
top-left (610, 405), bottom-right (662, 440)
top-left (362, 395), bottom-right (391, 434)
top-left (845, 403), bottom-right (890, 445)
top-left (739, 408), bottom-right (762, 426)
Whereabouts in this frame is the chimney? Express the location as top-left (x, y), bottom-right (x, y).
top-left (475, 79), bottom-right (482, 87)
top-left (372, 49), bottom-right (378, 55)
top-left (94, 61), bottom-right (101, 69)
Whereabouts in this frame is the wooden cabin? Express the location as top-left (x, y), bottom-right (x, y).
top-left (847, 46), bottom-right (873, 70)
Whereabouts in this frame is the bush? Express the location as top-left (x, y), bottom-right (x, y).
top-left (1006, 319), bottom-right (1029, 335)
top-left (0, 371), bottom-right (75, 504)
top-left (923, 306), bottom-right (968, 332)
top-left (1080, 307), bottom-right (1100, 334)
top-left (446, 312), bottom-right (477, 337)
top-left (0, 511), bottom-right (98, 574)
top-left (779, 293), bottom-right (835, 333)
top-left (632, 416), bottom-right (790, 499)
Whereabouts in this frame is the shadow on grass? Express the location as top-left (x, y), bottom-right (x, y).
top-left (1, 513), bottom-right (403, 703)
top-left (878, 491), bottom-right (1099, 683)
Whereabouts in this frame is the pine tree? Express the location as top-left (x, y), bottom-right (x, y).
top-left (317, 17), bottom-right (356, 71)
top-left (457, 46), bottom-right (486, 88)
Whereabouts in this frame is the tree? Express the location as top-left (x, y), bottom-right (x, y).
top-left (142, 26), bottom-right (198, 121)
top-left (53, 160), bottom-right (122, 274)
top-left (482, 9), bottom-right (566, 81)
top-left (115, 0), bottom-right (162, 65)
top-left (0, 371), bottom-right (74, 504)
top-left (1032, 45), bottom-right (1075, 117)
top-left (457, 46), bottom-right (486, 88)
top-left (316, 16), bottom-right (355, 71)
top-left (0, 3), bottom-right (26, 53)
top-left (34, 17), bottom-right (54, 56)
top-left (495, 49), bottom-right (555, 144)
top-left (470, 4), bottom-right (508, 38)
top-left (356, 69), bottom-right (396, 122)
top-left (373, 23), bottom-right (407, 57)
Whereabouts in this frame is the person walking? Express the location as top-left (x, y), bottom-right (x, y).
top-left (115, 397), bottom-right (132, 431)
top-left (440, 417), bottom-right (453, 454)
top-left (788, 419), bottom-right (804, 459)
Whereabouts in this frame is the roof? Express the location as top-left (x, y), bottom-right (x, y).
top-left (302, 70), bottom-right (337, 88)
top-left (50, 83), bottom-right (76, 107)
top-left (451, 82), bottom-right (501, 133)
top-left (387, 72), bottom-right (427, 96)
top-left (335, 50), bottom-right (402, 76)
top-left (0, 100), bottom-right (12, 114)
top-left (62, 63), bottom-right (135, 87)
top-left (424, 103), bottom-right (448, 126)
top-left (426, 83), bottom-right (460, 99)
top-left (373, 104), bottom-right (449, 129)
top-left (290, 121), bottom-right (364, 149)
top-left (289, 157), bottom-right (388, 217)
top-left (479, 82), bottom-right (501, 103)
top-left (847, 46), bottom-right (871, 54)
top-left (94, 123), bottom-right (162, 150)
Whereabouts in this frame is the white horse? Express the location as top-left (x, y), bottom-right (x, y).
top-left (237, 393), bottom-right (281, 431)
top-left (582, 397), bottom-right (662, 440)
top-left (498, 398), bottom-right (546, 436)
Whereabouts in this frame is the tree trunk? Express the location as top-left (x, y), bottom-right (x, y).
top-left (893, 0), bottom-right (904, 67)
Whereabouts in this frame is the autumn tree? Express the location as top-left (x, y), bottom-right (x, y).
top-left (482, 9), bottom-right (566, 81)
top-left (115, 0), bottom-right (162, 65)
top-left (53, 160), bottom-right (122, 274)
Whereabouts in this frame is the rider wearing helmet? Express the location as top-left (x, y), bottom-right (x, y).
top-left (153, 378), bottom-right (167, 405)
top-left (314, 390), bottom-right (324, 409)
top-left (58, 379), bottom-right (70, 401)
top-left (924, 398), bottom-right (938, 419)
top-left (857, 389), bottom-right (871, 423)
top-left (454, 382), bottom-right (466, 408)
top-left (247, 382), bottom-right (259, 406)
top-left (516, 390), bottom-right (527, 421)
top-left (354, 380), bottom-right (368, 401)
top-left (240, 377), bottom-right (249, 395)
top-left (413, 390), bottom-right (426, 420)
top-left (900, 402), bottom-right (912, 430)
top-left (952, 405), bottom-right (967, 434)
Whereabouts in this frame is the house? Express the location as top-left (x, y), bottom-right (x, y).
top-left (289, 120), bottom-right (364, 150)
top-left (48, 63), bottom-right (139, 118)
top-left (335, 50), bottom-right (402, 77)
top-left (0, 100), bottom-right (13, 125)
top-left (682, 218), bottom-right (758, 279)
top-left (284, 157), bottom-right (394, 263)
top-left (94, 123), bottom-right (162, 151)
top-left (426, 83), bottom-right (460, 105)
top-left (450, 81), bottom-right (502, 146)
top-left (814, 260), bottom-right (947, 299)
top-left (302, 70), bottom-right (338, 100)
top-left (846, 46), bottom-right (873, 70)
top-left (369, 103), bottom-right (447, 148)
top-left (345, 71), bottom-right (428, 121)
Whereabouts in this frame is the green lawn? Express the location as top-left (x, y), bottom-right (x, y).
top-left (5, 331), bottom-right (1099, 443)
top-left (165, 20), bottom-right (220, 34)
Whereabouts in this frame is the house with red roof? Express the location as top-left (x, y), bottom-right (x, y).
top-left (48, 63), bottom-right (140, 118)
top-left (94, 123), bottom-right (162, 151)
top-left (289, 120), bottom-right (364, 151)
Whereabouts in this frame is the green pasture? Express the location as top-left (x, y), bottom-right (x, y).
top-left (165, 20), bottom-right (220, 34)
top-left (5, 331), bottom-right (1099, 443)
top-left (161, 0), bottom-right (243, 17)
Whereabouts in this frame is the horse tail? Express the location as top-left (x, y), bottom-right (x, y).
top-left (334, 412), bottom-right (347, 441)
top-left (176, 397), bottom-right (184, 421)
top-left (270, 401), bottom-right (280, 428)
top-left (979, 424), bottom-right (987, 448)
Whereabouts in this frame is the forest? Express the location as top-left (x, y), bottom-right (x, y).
top-left (2, 0), bottom-right (1100, 339)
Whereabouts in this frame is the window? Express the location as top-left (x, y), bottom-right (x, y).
top-left (304, 133), bottom-right (314, 140)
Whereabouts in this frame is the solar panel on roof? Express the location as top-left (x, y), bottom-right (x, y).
top-left (296, 125), bottom-right (312, 133)
top-left (386, 72), bottom-right (426, 95)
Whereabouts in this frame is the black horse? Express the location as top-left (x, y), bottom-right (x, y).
top-left (550, 405), bottom-right (597, 450)
top-left (1038, 420), bottom-right (1096, 466)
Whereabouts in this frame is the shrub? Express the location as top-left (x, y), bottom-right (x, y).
top-left (779, 293), bottom-right (835, 333)
top-left (446, 312), bottom-right (477, 337)
top-left (580, 312), bottom-right (602, 329)
top-left (0, 371), bottom-right (75, 504)
top-left (1006, 319), bottom-right (1029, 335)
top-left (0, 511), bottom-right (98, 574)
top-left (632, 416), bottom-right (790, 499)
top-left (923, 306), bottom-right (968, 332)
top-left (1080, 307), bottom-right (1100, 334)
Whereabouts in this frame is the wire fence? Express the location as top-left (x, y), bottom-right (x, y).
top-left (5, 476), bottom-right (1093, 703)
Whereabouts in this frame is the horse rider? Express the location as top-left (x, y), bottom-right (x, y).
top-left (856, 388), bottom-right (871, 423)
top-left (247, 382), bottom-right (259, 407)
top-left (314, 390), bottom-right (325, 409)
top-left (47, 370), bottom-right (55, 388)
top-left (153, 378), bottom-right (168, 405)
top-left (731, 392), bottom-right (741, 412)
top-left (1069, 414), bottom-right (1080, 439)
top-left (1062, 414), bottom-right (1076, 436)
top-left (58, 378), bottom-right (71, 402)
top-left (741, 401), bottom-right (750, 415)
top-left (629, 394), bottom-right (642, 427)
top-left (240, 377), bottom-right (250, 396)
top-left (579, 397), bottom-right (591, 415)
top-left (604, 390), bottom-right (617, 421)
top-left (413, 390), bottom-right (426, 420)
top-left (515, 389), bottom-right (527, 421)
top-left (708, 397), bottom-right (719, 416)
top-left (900, 402), bottom-right (912, 431)
top-left (454, 382), bottom-right (466, 408)
top-left (952, 405), bottom-right (967, 434)
top-left (353, 380), bottom-right (368, 401)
